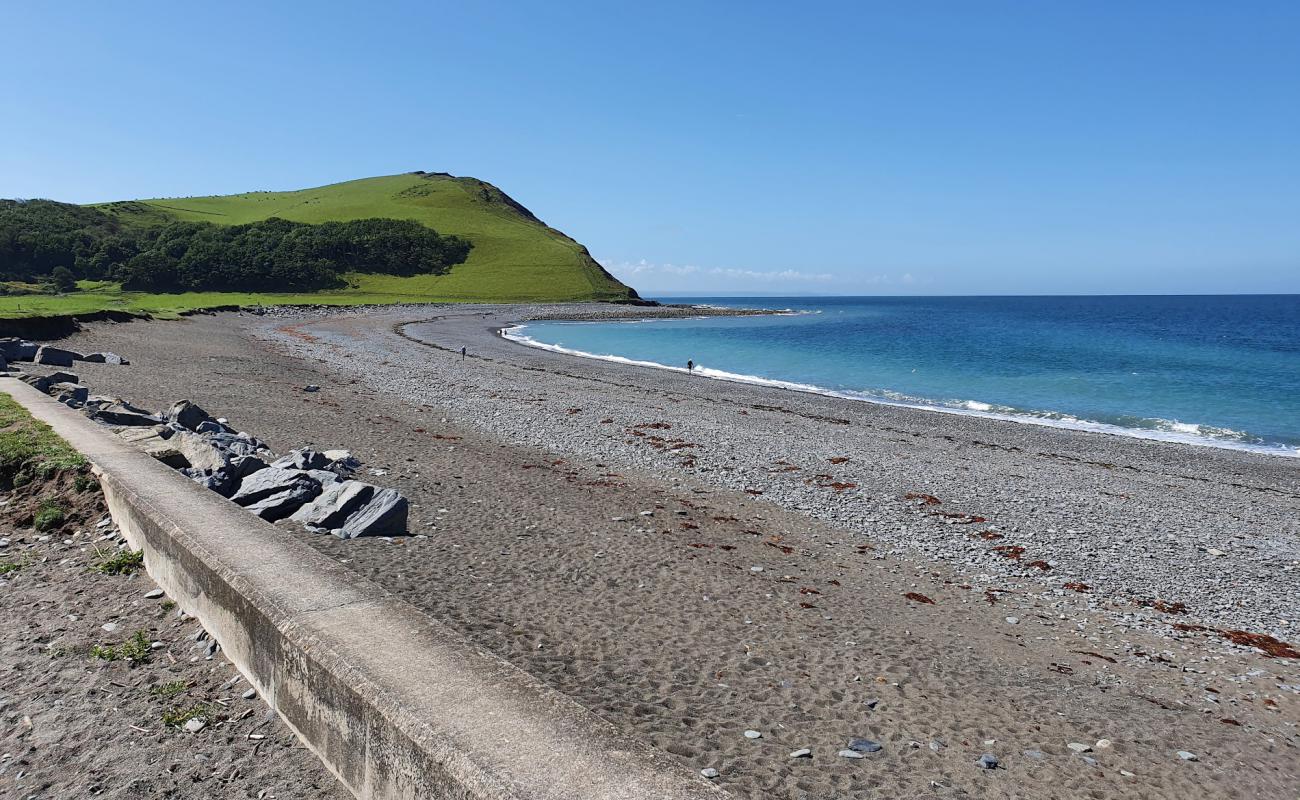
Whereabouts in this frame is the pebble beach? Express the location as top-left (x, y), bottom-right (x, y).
top-left (27, 303), bottom-right (1300, 799)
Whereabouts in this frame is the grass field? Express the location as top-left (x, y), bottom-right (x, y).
top-left (0, 173), bottom-right (635, 319)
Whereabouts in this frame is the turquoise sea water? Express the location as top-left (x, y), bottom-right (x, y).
top-left (507, 295), bottom-right (1300, 456)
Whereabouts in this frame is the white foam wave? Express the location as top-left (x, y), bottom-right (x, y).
top-left (501, 325), bottom-right (1298, 458)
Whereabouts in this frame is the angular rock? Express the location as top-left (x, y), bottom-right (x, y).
top-left (116, 425), bottom-right (174, 445)
top-left (290, 481), bottom-right (376, 529)
top-left (82, 352), bottom-right (129, 365)
top-left (977, 754), bottom-right (999, 769)
top-left (195, 419), bottom-right (234, 435)
top-left (271, 449), bottom-right (330, 471)
top-left (242, 481), bottom-right (321, 521)
top-left (847, 738), bottom-right (883, 753)
top-left (298, 468), bottom-right (344, 486)
top-left (145, 442), bottom-right (190, 468)
top-left (321, 449), bottom-right (362, 475)
top-left (230, 468), bottom-right (322, 520)
top-left (204, 432), bottom-right (269, 459)
top-left (174, 432), bottom-right (232, 473)
top-left (0, 338), bottom-right (38, 361)
top-left (34, 345), bottom-right (83, 366)
top-left (166, 400), bottom-right (213, 432)
top-left (188, 468), bottom-right (237, 498)
top-left (336, 487), bottom-right (408, 538)
top-left (19, 371), bottom-right (78, 393)
top-left (231, 467), bottom-right (318, 506)
top-left (229, 454), bottom-right (269, 479)
top-left (53, 383), bottom-right (89, 406)
top-left (88, 401), bottom-right (162, 427)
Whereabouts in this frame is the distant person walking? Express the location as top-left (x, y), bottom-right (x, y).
top-left (687, 359), bottom-right (694, 374)
top-left (460, 346), bottom-right (467, 361)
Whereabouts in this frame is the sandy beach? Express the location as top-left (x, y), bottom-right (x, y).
top-left (32, 303), bottom-right (1300, 799)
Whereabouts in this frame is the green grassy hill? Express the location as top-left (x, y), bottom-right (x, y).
top-left (0, 172), bottom-right (636, 319)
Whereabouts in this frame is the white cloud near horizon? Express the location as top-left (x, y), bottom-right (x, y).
top-left (603, 258), bottom-right (922, 292)
top-left (605, 259), bottom-right (835, 284)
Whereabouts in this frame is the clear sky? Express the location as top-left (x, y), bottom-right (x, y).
top-left (3, 1), bottom-right (1297, 295)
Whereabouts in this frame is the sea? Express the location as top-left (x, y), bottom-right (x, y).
top-left (504, 295), bottom-right (1300, 457)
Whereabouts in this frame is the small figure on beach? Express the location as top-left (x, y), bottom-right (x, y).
top-left (687, 359), bottom-right (694, 374)
top-left (461, 346), bottom-right (467, 361)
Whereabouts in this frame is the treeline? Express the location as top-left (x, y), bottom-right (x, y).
top-left (0, 199), bottom-right (471, 293)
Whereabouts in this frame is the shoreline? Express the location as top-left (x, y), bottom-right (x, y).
top-left (500, 315), bottom-right (1300, 460)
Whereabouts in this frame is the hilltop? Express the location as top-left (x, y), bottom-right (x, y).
top-left (0, 172), bottom-right (637, 319)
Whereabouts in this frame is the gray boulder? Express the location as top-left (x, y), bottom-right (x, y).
top-left (53, 384), bottom-right (89, 406)
top-left (88, 401), bottom-right (161, 426)
top-left (321, 449), bottom-right (362, 474)
top-left (205, 431), bottom-right (269, 458)
top-left (34, 345), bottom-right (83, 367)
top-left (19, 371), bottom-right (78, 393)
top-left (166, 400), bottom-right (213, 432)
top-left (337, 487), bottom-right (408, 538)
top-left (271, 449), bottom-right (330, 471)
top-left (186, 468), bottom-right (238, 498)
top-left (82, 352), bottom-right (129, 365)
top-left (290, 481), bottom-right (376, 529)
top-left (0, 339), bottom-right (37, 361)
top-left (174, 431), bottom-right (232, 473)
top-left (195, 419), bottom-right (234, 435)
top-left (297, 468), bottom-right (343, 486)
top-left (231, 468), bottom-right (322, 520)
top-left (229, 454), bottom-right (269, 479)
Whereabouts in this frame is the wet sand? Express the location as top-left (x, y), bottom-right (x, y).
top-left (43, 304), bottom-right (1300, 799)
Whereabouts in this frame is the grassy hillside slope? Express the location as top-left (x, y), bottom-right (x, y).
top-left (0, 172), bottom-right (635, 319)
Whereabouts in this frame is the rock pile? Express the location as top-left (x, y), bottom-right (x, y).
top-left (0, 337), bottom-right (128, 368)
top-left (17, 371), bottom-right (406, 538)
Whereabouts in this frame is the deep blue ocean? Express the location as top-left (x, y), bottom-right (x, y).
top-left (506, 295), bottom-right (1300, 456)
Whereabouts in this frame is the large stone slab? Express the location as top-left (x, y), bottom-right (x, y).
top-left (290, 480), bottom-right (375, 529)
top-left (82, 352), bottom-right (129, 365)
top-left (338, 487), bottom-right (409, 538)
top-left (88, 401), bottom-right (161, 427)
top-left (34, 345), bottom-right (83, 367)
top-left (166, 400), bottom-right (213, 432)
top-left (174, 431), bottom-right (232, 473)
top-left (0, 338), bottom-right (37, 361)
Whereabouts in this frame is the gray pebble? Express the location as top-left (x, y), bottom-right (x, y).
top-left (1023, 749), bottom-right (1044, 759)
top-left (837, 749), bottom-right (865, 759)
top-left (101, 622), bottom-right (119, 633)
top-left (242, 688), bottom-right (257, 699)
top-left (789, 748), bottom-right (812, 759)
top-left (1176, 751), bottom-right (1199, 762)
top-left (847, 738), bottom-right (882, 753)
top-left (700, 768), bottom-right (718, 779)
top-left (743, 730), bottom-right (762, 739)
top-left (183, 718), bottom-right (206, 733)
top-left (144, 589), bottom-right (164, 599)
top-left (1005, 616), bottom-right (1020, 625)
top-left (977, 753), bottom-right (999, 769)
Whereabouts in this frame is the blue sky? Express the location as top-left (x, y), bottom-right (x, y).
top-left (2, 1), bottom-right (1297, 295)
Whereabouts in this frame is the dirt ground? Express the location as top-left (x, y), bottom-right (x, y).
top-left (0, 471), bottom-right (347, 799)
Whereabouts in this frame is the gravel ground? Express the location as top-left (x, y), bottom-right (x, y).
top-left (299, 303), bottom-right (1298, 639)
top-left (24, 306), bottom-right (1300, 800)
top-left (0, 479), bottom-right (346, 800)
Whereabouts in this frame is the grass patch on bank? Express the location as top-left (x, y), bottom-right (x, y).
top-left (91, 546), bottom-right (144, 575)
top-left (0, 392), bottom-right (87, 488)
top-left (91, 630), bottom-right (152, 663)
